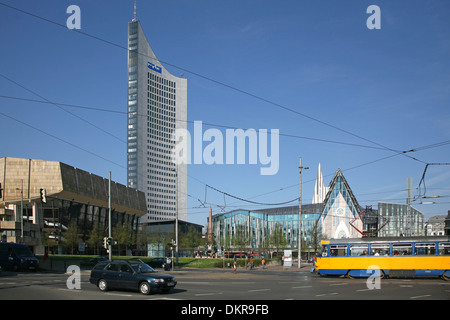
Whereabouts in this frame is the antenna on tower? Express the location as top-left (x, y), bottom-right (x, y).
top-left (132, 0), bottom-right (137, 21)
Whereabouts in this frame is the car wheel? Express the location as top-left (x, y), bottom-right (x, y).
top-left (139, 281), bottom-right (151, 295)
top-left (98, 279), bottom-right (108, 291)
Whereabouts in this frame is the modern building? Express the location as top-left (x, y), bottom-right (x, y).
top-left (127, 18), bottom-right (187, 223)
top-left (0, 157), bottom-right (146, 255)
top-left (377, 202), bottom-right (424, 237)
top-left (319, 168), bottom-right (363, 239)
top-left (208, 165), bottom-right (430, 259)
top-left (210, 204), bottom-right (323, 256)
top-left (142, 219), bottom-right (203, 257)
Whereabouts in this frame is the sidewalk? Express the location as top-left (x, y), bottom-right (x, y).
top-left (37, 257), bottom-right (313, 274)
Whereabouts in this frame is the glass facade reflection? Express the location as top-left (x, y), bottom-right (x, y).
top-left (40, 199), bottom-right (139, 254)
top-left (377, 202), bottom-right (424, 237)
top-left (210, 204), bottom-right (322, 254)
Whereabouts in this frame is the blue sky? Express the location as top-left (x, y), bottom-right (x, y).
top-left (1, 0), bottom-right (449, 227)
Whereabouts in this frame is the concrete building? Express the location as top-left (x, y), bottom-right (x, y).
top-left (425, 215), bottom-right (447, 236)
top-left (445, 211), bottom-right (450, 236)
top-left (0, 157), bottom-right (146, 255)
top-left (126, 18), bottom-right (187, 223)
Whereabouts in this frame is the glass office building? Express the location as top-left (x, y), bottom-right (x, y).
top-left (377, 202), bottom-right (424, 237)
top-left (210, 204), bottom-right (322, 254)
top-left (127, 19), bottom-right (187, 223)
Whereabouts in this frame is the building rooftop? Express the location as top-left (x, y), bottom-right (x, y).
top-left (0, 157), bottom-right (146, 217)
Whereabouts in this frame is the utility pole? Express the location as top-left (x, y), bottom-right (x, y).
top-left (20, 180), bottom-right (23, 243)
top-left (298, 157), bottom-right (308, 269)
top-left (175, 170), bottom-right (179, 265)
top-left (171, 168), bottom-right (179, 265)
top-left (108, 171), bottom-right (112, 261)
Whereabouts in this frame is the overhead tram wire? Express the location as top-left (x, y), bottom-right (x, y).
top-left (0, 74), bottom-right (126, 144)
top-left (3, 94), bottom-right (449, 157)
top-left (0, 111), bottom-right (125, 169)
top-left (1, 91), bottom-right (445, 210)
top-left (0, 94), bottom-right (394, 152)
top-left (2, 101), bottom-right (439, 214)
top-left (0, 2), bottom-right (429, 165)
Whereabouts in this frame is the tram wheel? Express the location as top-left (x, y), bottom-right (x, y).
top-left (442, 270), bottom-right (450, 281)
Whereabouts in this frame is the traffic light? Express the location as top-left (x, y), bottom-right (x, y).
top-left (103, 237), bottom-right (108, 249)
top-left (40, 188), bottom-right (47, 203)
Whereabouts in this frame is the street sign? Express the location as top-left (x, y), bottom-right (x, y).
top-left (78, 242), bottom-right (85, 253)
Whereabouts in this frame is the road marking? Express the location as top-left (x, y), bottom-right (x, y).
top-left (248, 288), bottom-right (270, 292)
top-left (410, 294), bottom-right (431, 299)
top-left (316, 292), bottom-right (338, 297)
top-left (147, 297), bottom-right (183, 300)
top-left (195, 292), bottom-right (223, 296)
top-left (292, 286), bottom-right (312, 289)
top-left (57, 288), bottom-right (83, 293)
top-left (329, 283), bottom-right (348, 286)
top-left (105, 292), bottom-right (133, 297)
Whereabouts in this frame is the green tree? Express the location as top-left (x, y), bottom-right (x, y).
top-left (179, 225), bottom-right (202, 256)
top-left (87, 223), bottom-right (105, 255)
top-left (269, 223), bottom-right (287, 258)
top-left (64, 221), bottom-right (82, 254)
top-left (113, 223), bottom-right (133, 255)
top-left (233, 225), bottom-right (249, 254)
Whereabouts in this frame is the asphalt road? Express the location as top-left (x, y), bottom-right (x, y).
top-left (0, 267), bottom-right (449, 301)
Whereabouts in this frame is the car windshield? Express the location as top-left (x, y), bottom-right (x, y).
top-left (130, 262), bottom-right (156, 273)
top-left (14, 247), bottom-right (33, 257)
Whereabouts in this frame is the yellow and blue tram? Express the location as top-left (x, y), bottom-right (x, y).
top-left (313, 236), bottom-right (450, 280)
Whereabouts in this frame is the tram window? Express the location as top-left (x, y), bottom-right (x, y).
top-left (438, 242), bottom-right (450, 255)
top-left (330, 245), bottom-right (348, 257)
top-left (371, 244), bottom-right (390, 256)
top-left (414, 243), bottom-right (436, 255)
top-left (321, 245), bottom-right (329, 257)
top-left (392, 243), bottom-right (412, 256)
top-left (350, 244), bottom-right (368, 256)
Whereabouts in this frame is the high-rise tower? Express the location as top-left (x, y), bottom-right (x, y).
top-left (127, 18), bottom-right (187, 223)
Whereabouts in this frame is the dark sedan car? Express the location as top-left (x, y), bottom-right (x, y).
top-left (89, 260), bottom-right (177, 295)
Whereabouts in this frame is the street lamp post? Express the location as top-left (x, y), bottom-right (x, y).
top-left (16, 180), bottom-right (24, 243)
top-left (171, 168), bottom-right (179, 266)
top-left (298, 157), bottom-right (308, 269)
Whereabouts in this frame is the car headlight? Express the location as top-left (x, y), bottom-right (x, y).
top-left (152, 279), bottom-right (164, 283)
